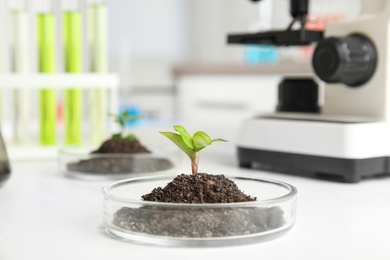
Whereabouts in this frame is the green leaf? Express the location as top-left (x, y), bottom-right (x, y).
top-left (111, 133), bottom-right (122, 140)
top-left (173, 125), bottom-right (194, 149)
top-left (117, 118), bottom-right (125, 127)
top-left (121, 111), bottom-right (129, 117)
top-left (109, 111), bottom-right (140, 128)
top-left (212, 138), bottom-right (228, 143)
top-left (160, 132), bottom-right (195, 159)
top-left (192, 131), bottom-right (212, 152)
top-left (123, 114), bottom-right (139, 123)
top-left (125, 134), bottom-right (136, 141)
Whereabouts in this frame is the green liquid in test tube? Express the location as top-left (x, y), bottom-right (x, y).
top-left (37, 13), bottom-right (56, 145)
top-left (63, 11), bottom-right (82, 145)
top-left (88, 2), bottom-right (107, 144)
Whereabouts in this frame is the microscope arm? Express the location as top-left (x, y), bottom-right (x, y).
top-left (228, 0), bottom-right (323, 46)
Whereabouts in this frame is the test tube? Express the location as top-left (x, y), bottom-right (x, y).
top-left (0, 0), bottom-right (6, 125)
top-left (9, 0), bottom-right (31, 144)
top-left (62, 0), bottom-right (83, 145)
top-left (88, 0), bottom-right (108, 144)
top-left (37, 0), bottom-right (57, 145)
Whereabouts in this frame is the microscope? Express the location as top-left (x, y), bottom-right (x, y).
top-left (228, 0), bottom-right (388, 182)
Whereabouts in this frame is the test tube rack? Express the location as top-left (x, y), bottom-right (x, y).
top-left (0, 73), bottom-right (119, 160)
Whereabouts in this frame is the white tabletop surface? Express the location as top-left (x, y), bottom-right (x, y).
top-left (1, 148), bottom-right (390, 260)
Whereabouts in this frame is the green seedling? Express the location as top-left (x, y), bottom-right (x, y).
top-left (160, 125), bottom-right (227, 174)
top-left (109, 111), bottom-right (139, 141)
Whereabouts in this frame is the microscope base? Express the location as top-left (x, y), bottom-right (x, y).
top-left (236, 115), bottom-right (390, 183)
top-left (238, 147), bottom-right (389, 183)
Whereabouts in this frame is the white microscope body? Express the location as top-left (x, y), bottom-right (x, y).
top-left (236, 0), bottom-right (390, 182)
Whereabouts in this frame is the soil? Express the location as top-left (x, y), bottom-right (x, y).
top-left (92, 138), bottom-right (150, 154)
top-left (67, 157), bottom-right (173, 174)
top-left (114, 205), bottom-right (284, 238)
top-left (141, 173), bottom-right (256, 203)
top-left (67, 138), bottom-right (173, 175)
top-left (113, 173), bottom-right (286, 238)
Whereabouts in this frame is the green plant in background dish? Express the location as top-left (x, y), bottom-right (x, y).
top-left (109, 111), bottom-right (139, 141)
top-left (160, 125), bottom-right (227, 174)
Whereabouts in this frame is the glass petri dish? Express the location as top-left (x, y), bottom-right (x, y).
top-left (102, 175), bottom-right (297, 247)
top-left (59, 146), bottom-right (181, 181)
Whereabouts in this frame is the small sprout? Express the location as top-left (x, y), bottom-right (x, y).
top-left (125, 134), bottom-right (136, 141)
top-left (160, 125), bottom-right (227, 174)
top-left (111, 133), bottom-right (122, 140)
top-left (109, 111), bottom-right (139, 140)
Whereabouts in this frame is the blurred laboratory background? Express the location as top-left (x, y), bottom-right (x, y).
top-left (0, 0), bottom-right (362, 160)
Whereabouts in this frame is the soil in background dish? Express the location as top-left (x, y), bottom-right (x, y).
top-left (92, 138), bottom-right (150, 154)
top-left (67, 138), bottom-right (173, 174)
top-left (113, 173), bottom-right (285, 238)
top-left (68, 157), bottom-right (173, 174)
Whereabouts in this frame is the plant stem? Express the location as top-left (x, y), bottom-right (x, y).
top-left (191, 152), bottom-right (199, 174)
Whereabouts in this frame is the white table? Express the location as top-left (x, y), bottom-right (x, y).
top-left (1, 149), bottom-right (390, 260)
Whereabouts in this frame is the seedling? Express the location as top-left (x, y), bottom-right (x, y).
top-left (109, 111), bottom-right (139, 141)
top-left (160, 125), bottom-right (227, 174)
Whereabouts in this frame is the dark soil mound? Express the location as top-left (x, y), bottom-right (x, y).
top-left (142, 173), bottom-right (257, 203)
top-left (92, 138), bottom-right (150, 154)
